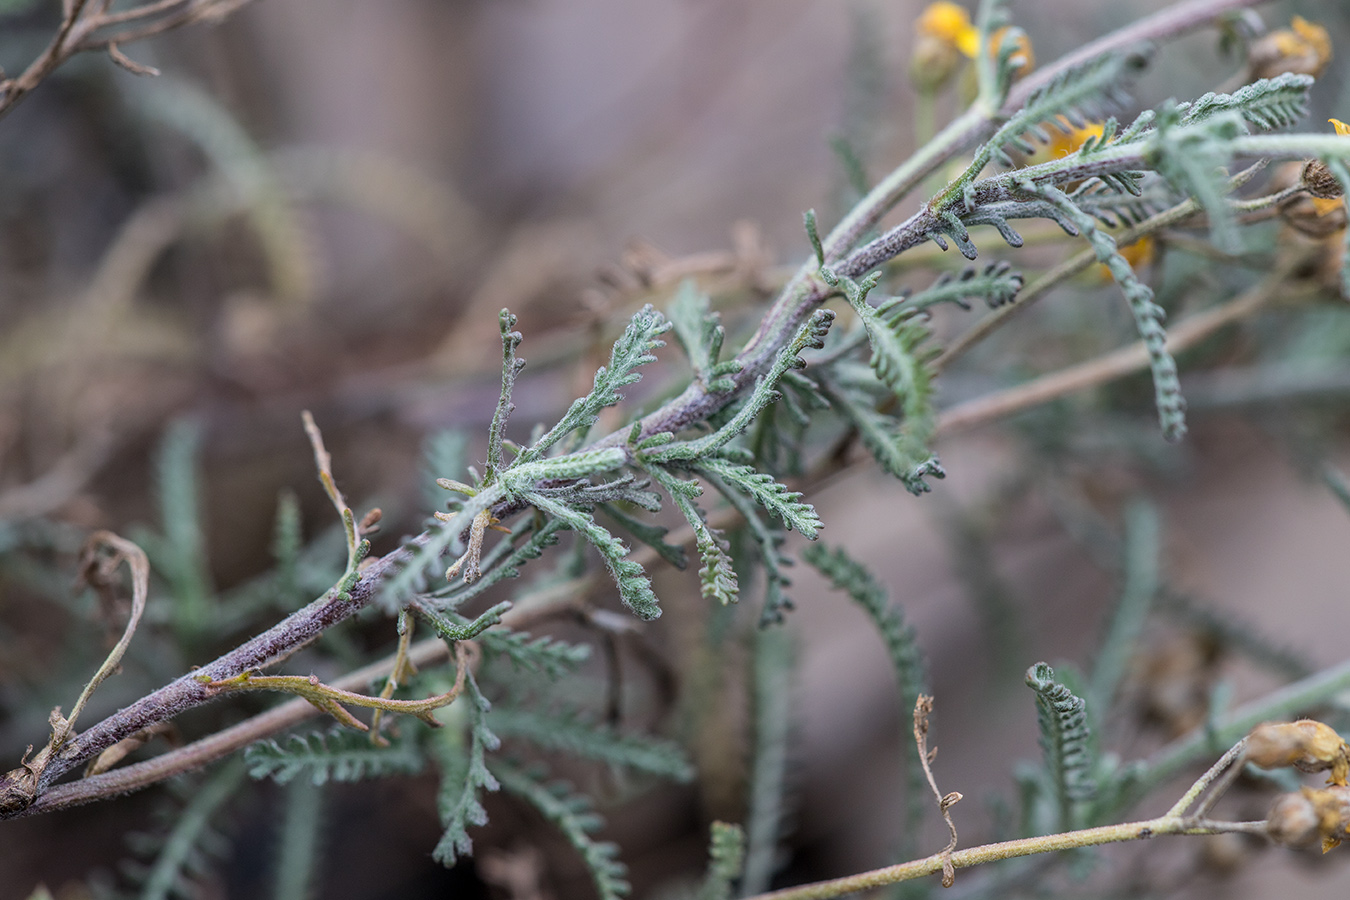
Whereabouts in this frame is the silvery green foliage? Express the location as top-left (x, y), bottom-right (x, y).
top-left (640, 310), bottom-right (836, 463)
top-left (1023, 180), bottom-right (1186, 441)
top-left (671, 280), bottom-right (742, 393)
top-left (1025, 663), bottom-right (1097, 831)
top-left (524, 491), bottom-right (663, 619)
top-left (694, 457), bottom-right (822, 539)
top-left (516, 306), bottom-right (671, 466)
top-left (740, 626), bottom-right (796, 896)
top-left (487, 706), bottom-right (695, 781)
top-left (970, 50), bottom-right (1146, 189)
top-left (477, 626), bottom-right (592, 678)
top-left (1175, 72), bottom-right (1313, 131)
top-left (803, 543), bottom-right (930, 855)
top-left (900, 261), bottom-right (1025, 313)
top-left (646, 464), bottom-right (739, 607)
top-left (245, 728), bottom-right (424, 786)
top-left (432, 674), bottom-right (499, 866)
top-left (831, 270), bottom-right (945, 493)
top-left (493, 762), bottom-right (631, 900)
top-left (698, 821), bottom-right (747, 900)
top-left (386, 307), bottom-right (668, 616)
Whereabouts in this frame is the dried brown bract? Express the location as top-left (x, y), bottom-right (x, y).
top-left (1266, 785), bottom-right (1350, 852)
top-left (1246, 720), bottom-right (1350, 786)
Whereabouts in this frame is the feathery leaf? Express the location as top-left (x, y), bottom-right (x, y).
top-left (516, 306), bottom-right (670, 465)
top-left (432, 676), bottom-right (500, 867)
top-left (1026, 662), bottom-right (1097, 831)
top-left (489, 706), bottom-right (695, 781)
top-left (493, 762), bottom-right (630, 900)
top-left (245, 728), bottom-right (424, 786)
top-left (524, 491), bottom-right (661, 619)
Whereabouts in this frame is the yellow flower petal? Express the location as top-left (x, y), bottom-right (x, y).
top-left (955, 26), bottom-right (980, 59)
top-left (917, 2), bottom-right (973, 44)
top-left (1312, 196), bottom-right (1346, 217)
top-left (1331, 118), bottom-right (1350, 137)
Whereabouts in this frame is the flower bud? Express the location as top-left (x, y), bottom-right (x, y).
top-left (911, 2), bottom-right (975, 92)
top-left (911, 33), bottom-right (964, 92)
top-left (1246, 720), bottom-right (1350, 786)
top-left (1266, 786), bottom-right (1350, 853)
top-left (1267, 790), bottom-right (1321, 847)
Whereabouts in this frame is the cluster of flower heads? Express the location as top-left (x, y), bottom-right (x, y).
top-left (1249, 720), bottom-right (1350, 852)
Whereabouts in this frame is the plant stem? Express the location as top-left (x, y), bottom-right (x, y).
top-left (743, 815), bottom-right (1264, 900)
top-left (10, 632), bottom-right (453, 816)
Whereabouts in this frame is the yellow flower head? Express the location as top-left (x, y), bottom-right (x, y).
top-left (1249, 15), bottom-right (1333, 80)
top-left (1332, 118), bottom-right (1350, 137)
top-left (912, 4), bottom-right (1032, 90)
top-left (917, 2), bottom-right (975, 49)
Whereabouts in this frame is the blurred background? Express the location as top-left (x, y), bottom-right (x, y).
top-left (3, 0), bottom-right (1350, 897)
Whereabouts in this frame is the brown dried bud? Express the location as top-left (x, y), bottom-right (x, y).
top-left (1267, 790), bottom-right (1322, 847)
top-left (1301, 160), bottom-right (1344, 200)
top-left (1246, 720), bottom-right (1350, 786)
top-left (1266, 786), bottom-right (1350, 852)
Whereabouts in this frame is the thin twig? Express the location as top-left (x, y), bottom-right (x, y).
top-left (0, 1), bottom-right (260, 121)
top-left (65, 532), bottom-right (151, 739)
top-left (197, 641), bottom-right (475, 729)
top-left (914, 695), bottom-right (962, 888)
top-left (743, 815), bottom-right (1268, 900)
top-left (10, 635), bottom-right (456, 816)
top-left (1183, 738), bottom-right (1250, 819)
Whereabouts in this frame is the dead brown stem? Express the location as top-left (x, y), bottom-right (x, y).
top-left (914, 695), bottom-right (962, 888)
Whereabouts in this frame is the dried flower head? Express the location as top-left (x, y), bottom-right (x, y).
top-left (1266, 785), bottom-right (1350, 853)
top-left (1248, 16), bottom-right (1333, 80)
top-left (1246, 720), bottom-right (1350, 786)
top-left (1302, 160), bottom-right (1343, 201)
top-left (1300, 121), bottom-right (1350, 214)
